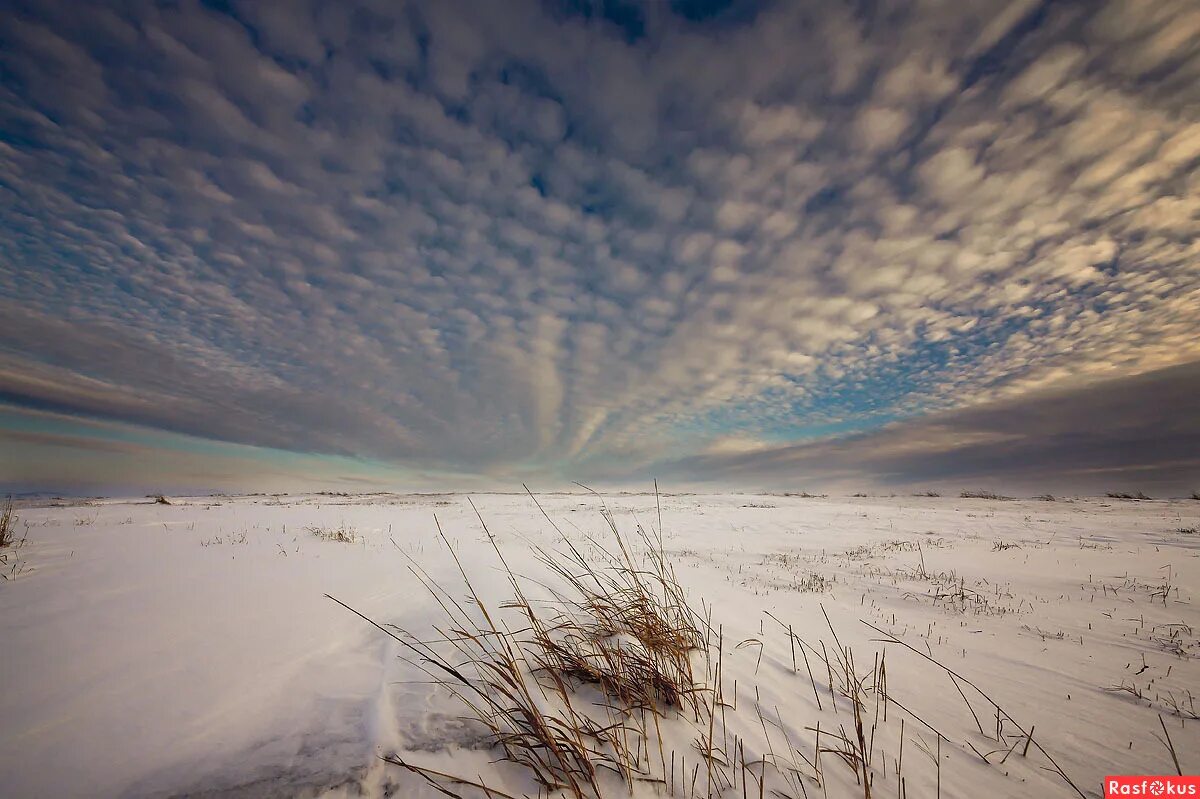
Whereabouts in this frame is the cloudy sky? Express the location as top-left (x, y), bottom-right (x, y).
top-left (1, 0), bottom-right (1198, 496)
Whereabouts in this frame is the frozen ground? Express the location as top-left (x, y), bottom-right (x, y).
top-left (1, 491), bottom-right (1197, 797)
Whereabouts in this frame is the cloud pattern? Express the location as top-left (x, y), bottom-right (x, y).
top-left (1, 0), bottom-right (1198, 491)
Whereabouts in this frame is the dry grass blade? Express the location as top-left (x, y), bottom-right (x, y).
top-left (1156, 715), bottom-right (1182, 776)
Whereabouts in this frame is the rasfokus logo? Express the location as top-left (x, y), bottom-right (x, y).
top-left (1105, 777), bottom-right (1200, 797)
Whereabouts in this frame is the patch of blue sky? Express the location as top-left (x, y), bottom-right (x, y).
top-left (676, 308), bottom-right (1046, 446)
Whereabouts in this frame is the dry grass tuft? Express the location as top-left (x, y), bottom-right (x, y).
top-left (0, 497), bottom-right (15, 548)
top-left (307, 523), bottom-right (358, 543)
top-left (330, 488), bottom-right (711, 798)
top-left (525, 513), bottom-right (705, 716)
top-left (1, 497), bottom-right (30, 580)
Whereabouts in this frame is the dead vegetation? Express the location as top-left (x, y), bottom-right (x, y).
top-left (201, 530), bottom-right (250, 547)
top-left (307, 523), bottom-right (358, 543)
top-left (0, 497), bottom-right (16, 548)
top-left (330, 490), bottom-right (712, 798)
top-left (1105, 680), bottom-right (1199, 721)
top-left (844, 538), bottom-right (949, 562)
top-left (1, 497), bottom-right (30, 580)
top-left (864, 623), bottom-right (1086, 798)
top-left (762, 566), bottom-right (835, 593)
top-left (1106, 491), bottom-right (1151, 500)
top-left (916, 574), bottom-right (1020, 617)
top-left (321, 489), bottom-right (1101, 799)
top-left (959, 490), bottom-right (1013, 501)
top-left (1086, 570), bottom-right (1184, 607)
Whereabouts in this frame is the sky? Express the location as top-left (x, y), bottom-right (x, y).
top-left (1, 0), bottom-right (1198, 497)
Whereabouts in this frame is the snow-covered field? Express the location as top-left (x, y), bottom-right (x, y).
top-left (1, 492), bottom-right (1197, 798)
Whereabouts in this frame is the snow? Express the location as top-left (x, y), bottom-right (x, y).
top-left (1, 492), bottom-right (1197, 797)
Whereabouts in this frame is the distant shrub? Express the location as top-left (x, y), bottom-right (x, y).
top-left (1191, 492), bottom-right (1200, 501)
top-left (1106, 491), bottom-right (1151, 500)
top-left (960, 490), bottom-right (1013, 500)
top-left (914, 490), bottom-right (940, 498)
top-left (1034, 494), bottom-right (1056, 501)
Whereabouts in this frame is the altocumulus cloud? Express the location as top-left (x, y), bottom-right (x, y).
top-left (1, 0), bottom-right (1198, 494)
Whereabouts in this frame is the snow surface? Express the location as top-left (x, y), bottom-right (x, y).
top-left (1, 492), bottom-right (1197, 797)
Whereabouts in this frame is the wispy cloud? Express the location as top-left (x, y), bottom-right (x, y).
top-left (1, 0), bottom-right (1198, 492)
